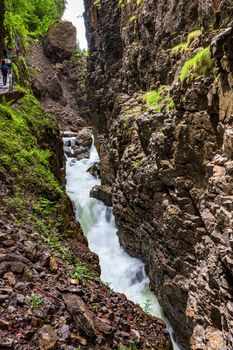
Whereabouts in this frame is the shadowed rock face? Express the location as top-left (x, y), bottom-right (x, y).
top-left (84, 0), bottom-right (233, 349)
top-left (43, 21), bottom-right (77, 63)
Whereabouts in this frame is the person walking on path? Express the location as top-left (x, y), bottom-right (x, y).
top-left (1, 59), bottom-right (8, 86)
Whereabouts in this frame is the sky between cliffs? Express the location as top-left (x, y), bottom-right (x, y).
top-left (63, 0), bottom-right (87, 50)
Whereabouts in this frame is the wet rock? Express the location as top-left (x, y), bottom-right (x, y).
top-left (43, 21), bottom-right (76, 63)
top-left (90, 185), bottom-right (112, 206)
top-left (62, 131), bottom-right (77, 138)
top-left (75, 128), bottom-right (93, 149)
top-left (39, 325), bottom-right (58, 350)
top-left (73, 145), bottom-right (89, 160)
top-left (87, 162), bottom-right (100, 178)
top-left (62, 293), bottom-right (96, 337)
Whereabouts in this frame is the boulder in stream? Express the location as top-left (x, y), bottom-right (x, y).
top-left (87, 162), bottom-right (100, 178)
top-left (90, 185), bottom-right (112, 206)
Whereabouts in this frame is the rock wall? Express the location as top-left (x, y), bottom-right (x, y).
top-left (84, 0), bottom-right (233, 349)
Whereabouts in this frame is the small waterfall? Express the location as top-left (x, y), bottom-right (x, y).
top-left (64, 138), bottom-right (180, 350)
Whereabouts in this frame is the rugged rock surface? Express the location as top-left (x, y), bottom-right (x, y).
top-left (43, 21), bottom-right (77, 63)
top-left (84, 0), bottom-right (233, 349)
top-left (0, 203), bottom-right (171, 349)
top-left (30, 40), bottom-right (88, 132)
top-left (90, 184), bottom-right (112, 206)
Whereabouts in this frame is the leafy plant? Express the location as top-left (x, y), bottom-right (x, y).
top-left (72, 260), bottom-right (95, 280)
top-left (4, 0), bottom-right (66, 47)
top-left (28, 293), bottom-right (42, 309)
top-left (143, 298), bottom-right (152, 316)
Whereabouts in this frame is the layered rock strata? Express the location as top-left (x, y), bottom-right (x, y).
top-left (84, 0), bottom-right (233, 349)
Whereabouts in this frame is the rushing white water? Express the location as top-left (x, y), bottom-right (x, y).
top-left (65, 138), bottom-right (180, 350)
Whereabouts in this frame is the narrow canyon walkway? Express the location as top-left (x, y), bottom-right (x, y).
top-left (0, 74), bottom-right (12, 95)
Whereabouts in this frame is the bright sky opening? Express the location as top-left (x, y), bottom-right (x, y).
top-left (63, 0), bottom-right (87, 50)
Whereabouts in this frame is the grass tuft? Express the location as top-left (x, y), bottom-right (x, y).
top-left (172, 43), bottom-right (188, 55)
top-left (179, 47), bottom-right (213, 82)
top-left (187, 29), bottom-right (202, 46)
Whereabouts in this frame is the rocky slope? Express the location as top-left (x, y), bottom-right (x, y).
top-left (84, 0), bottom-right (233, 349)
top-left (0, 14), bottom-right (172, 349)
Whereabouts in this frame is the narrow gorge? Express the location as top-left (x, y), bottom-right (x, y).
top-left (0, 0), bottom-right (232, 350)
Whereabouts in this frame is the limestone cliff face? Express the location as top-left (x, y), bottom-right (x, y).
top-left (84, 0), bottom-right (233, 349)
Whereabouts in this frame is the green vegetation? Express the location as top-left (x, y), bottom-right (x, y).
top-left (171, 29), bottom-right (202, 56)
top-left (0, 89), bottom-right (97, 281)
top-left (130, 15), bottom-right (137, 23)
top-left (166, 98), bottom-right (175, 111)
top-left (93, 0), bottom-right (101, 8)
top-left (143, 86), bottom-right (175, 112)
top-left (133, 158), bottom-right (144, 168)
top-left (118, 344), bottom-right (138, 350)
top-left (187, 29), bottom-right (202, 46)
top-left (118, 0), bottom-right (143, 6)
top-left (4, 0), bottom-right (66, 47)
top-left (0, 90), bottom-right (62, 198)
top-left (179, 47), bottom-right (213, 81)
top-left (143, 298), bottom-right (152, 316)
top-left (172, 43), bottom-right (188, 55)
top-left (72, 260), bottom-right (96, 281)
top-left (144, 86), bottom-right (164, 111)
top-left (28, 293), bottom-right (42, 309)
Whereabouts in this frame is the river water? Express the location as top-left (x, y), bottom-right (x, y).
top-left (64, 138), bottom-right (180, 350)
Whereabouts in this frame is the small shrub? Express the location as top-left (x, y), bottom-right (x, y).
top-left (179, 47), bottom-right (213, 81)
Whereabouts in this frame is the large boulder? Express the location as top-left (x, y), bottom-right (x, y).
top-left (43, 21), bottom-right (76, 63)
